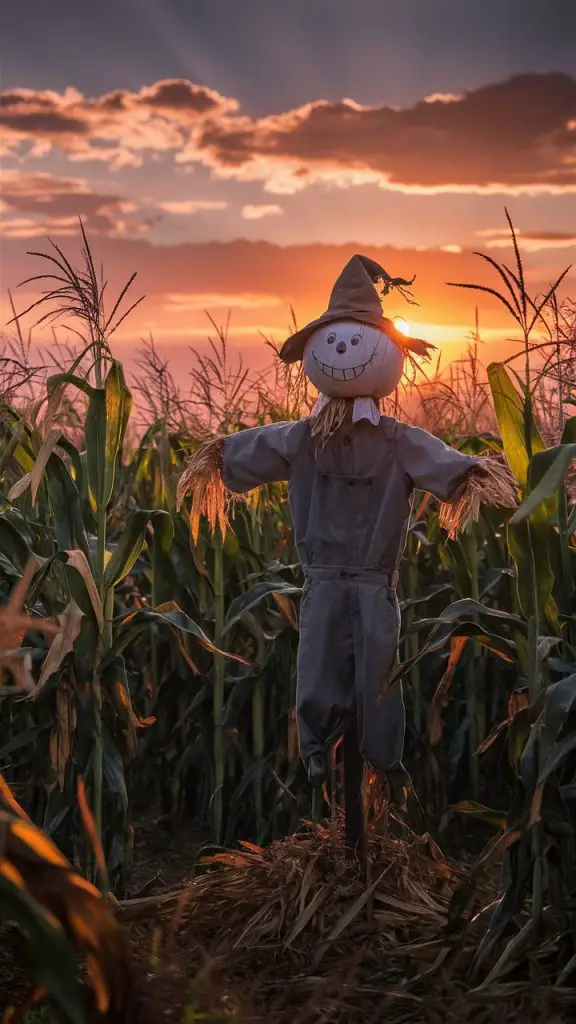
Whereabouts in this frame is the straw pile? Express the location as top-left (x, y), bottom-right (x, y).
top-left (118, 821), bottom-right (574, 1023)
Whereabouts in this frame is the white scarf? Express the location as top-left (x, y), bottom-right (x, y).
top-left (310, 394), bottom-right (381, 426)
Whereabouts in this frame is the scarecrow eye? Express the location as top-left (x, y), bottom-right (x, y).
top-left (327, 333), bottom-right (336, 344)
top-left (351, 335), bottom-right (361, 346)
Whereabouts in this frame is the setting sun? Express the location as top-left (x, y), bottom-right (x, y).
top-left (393, 317), bottom-right (411, 336)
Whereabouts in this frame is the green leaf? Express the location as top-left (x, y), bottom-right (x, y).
top-left (102, 361), bottom-right (132, 508)
top-left (538, 733), bottom-right (576, 786)
top-left (561, 415), bottom-right (576, 445)
top-left (84, 387), bottom-right (106, 515)
top-left (507, 519), bottom-right (558, 626)
top-left (508, 706), bottom-right (533, 774)
top-left (487, 362), bottom-right (546, 487)
top-left (403, 597), bottom-right (526, 636)
top-left (224, 581), bottom-right (303, 634)
top-left (151, 510), bottom-right (176, 606)
top-left (106, 606), bottom-right (242, 664)
top-left (30, 429), bottom-right (63, 505)
top-left (103, 510), bottom-right (151, 591)
top-left (0, 728), bottom-right (37, 759)
top-left (56, 436), bottom-right (85, 494)
top-left (447, 801), bottom-right (507, 830)
top-left (0, 514), bottom-right (32, 571)
top-left (511, 444), bottom-right (576, 524)
top-left (44, 453), bottom-right (93, 567)
top-left (47, 371), bottom-right (94, 401)
top-left (102, 729), bottom-right (128, 812)
top-left (394, 621), bottom-right (517, 685)
top-left (541, 674), bottom-right (576, 751)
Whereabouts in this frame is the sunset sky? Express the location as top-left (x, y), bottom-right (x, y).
top-left (1, 0), bottom-right (575, 379)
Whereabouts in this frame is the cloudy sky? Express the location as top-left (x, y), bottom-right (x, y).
top-left (1, 0), bottom-right (575, 375)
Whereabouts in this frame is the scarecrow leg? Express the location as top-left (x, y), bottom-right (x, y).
top-left (343, 721), bottom-right (366, 875)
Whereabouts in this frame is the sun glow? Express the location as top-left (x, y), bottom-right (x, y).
top-left (393, 318), bottom-right (411, 336)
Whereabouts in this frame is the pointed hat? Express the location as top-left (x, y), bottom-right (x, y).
top-left (279, 253), bottom-right (435, 364)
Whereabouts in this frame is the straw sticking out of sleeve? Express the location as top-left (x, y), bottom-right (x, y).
top-left (438, 455), bottom-right (518, 540)
top-left (177, 436), bottom-right (229, 542)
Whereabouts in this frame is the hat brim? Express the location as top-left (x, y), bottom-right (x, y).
top-left (279, 312), bottom-right (435, 364)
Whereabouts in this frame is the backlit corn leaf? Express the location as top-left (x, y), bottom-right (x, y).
top-left (487, 362), bottom-right (546, 488)
top-left (103, 361), bottom-right (132, 509)
top-left (511, 443), bottom-right (576, 524)
top-left (102, 510), bottom-right (150, 591)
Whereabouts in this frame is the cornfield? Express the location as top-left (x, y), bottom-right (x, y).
top-left (0, 214), bottom-right (575, 1021)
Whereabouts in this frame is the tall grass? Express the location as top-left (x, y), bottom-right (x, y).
top-left (0, 213), bottom-right (574, 977)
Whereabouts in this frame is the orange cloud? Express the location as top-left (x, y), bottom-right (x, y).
top-left (162, 292), bottom-right (283, 311)
top-left (0, 170), bottom-right (159, 237)
top-left (241, 204), bottom-right (283, 220)
top-left (0, 170), bottom-right (233, 239)
top-left (0, 80), bottom-right (235, 169)
top-left (2, 73), bottom-right (574, 193)
top-left (477, 227), bottom-right (576, 252)
top-left (156, 199), bottom-right (228, 214)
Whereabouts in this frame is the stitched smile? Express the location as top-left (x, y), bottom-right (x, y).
top-left (312, 349), bottom-right (376, 381)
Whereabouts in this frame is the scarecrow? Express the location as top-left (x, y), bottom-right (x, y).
top-left (178, 255), bottom-right (516, 787)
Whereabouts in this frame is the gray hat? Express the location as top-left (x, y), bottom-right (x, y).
top-left (279, 254), bottom-right (435, 364)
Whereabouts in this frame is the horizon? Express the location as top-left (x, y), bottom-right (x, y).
top-left (1, 0), bottom-right (575, 383)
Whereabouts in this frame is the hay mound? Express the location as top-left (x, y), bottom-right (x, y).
top-left (119, 822), bottom-right (574, 1023)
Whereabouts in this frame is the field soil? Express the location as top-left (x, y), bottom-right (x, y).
top-left (0, 812), bottom-right (573, 1024)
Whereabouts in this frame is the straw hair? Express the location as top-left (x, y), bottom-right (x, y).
top-left (439, 454), bottom-right (518, 540)
top-left (309, 397), bottom-right (354, 450)
top-left (177, 436), bottom-right (230, 542)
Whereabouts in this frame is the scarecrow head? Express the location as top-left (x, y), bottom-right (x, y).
top-left (279, 254), bottom-right (435, 403)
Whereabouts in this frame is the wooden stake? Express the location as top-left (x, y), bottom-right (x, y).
top-left (343, 721), bottom-right (366, 879)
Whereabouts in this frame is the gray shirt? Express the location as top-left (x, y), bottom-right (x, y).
top-left (221, 415), bottom-right (475, 575)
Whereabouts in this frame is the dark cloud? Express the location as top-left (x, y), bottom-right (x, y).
top-left (522, 231), bottom-right (576, 242)
top-left (198, 73), bottom-right (576, 193)
top-left (142, 80), bottom-right (224, 114)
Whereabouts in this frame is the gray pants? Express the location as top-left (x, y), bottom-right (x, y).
top-left (296, 566), bottom-right (405, 774)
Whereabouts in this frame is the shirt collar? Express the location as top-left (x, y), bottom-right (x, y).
top-left (310, 394), bottom-right (381, 426)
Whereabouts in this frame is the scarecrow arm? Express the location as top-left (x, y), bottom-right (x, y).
top-left (177, 420), bottom-right (308, 540)
top-left (396, 422), bottom-right (476, 501)
top-left (221, 420), bottom-right (308, 494)
top-left (395, 422), bottom-right (517, 539)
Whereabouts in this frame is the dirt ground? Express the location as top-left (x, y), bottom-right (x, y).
top-left (1, 813), bottom-right (574, 1024)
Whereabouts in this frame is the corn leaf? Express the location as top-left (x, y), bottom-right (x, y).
top-left (150, 510), bottom-right (175, 606)
top-left (224, 581), bottom-right (303, 634)
top-left (511, 444), bottom-right (576, 524)
top-left (45, 454), bottom-right (92, 566)
top-left (0, 869), bottom-right (84, 1023)
top-left (487, 362), bottom-right (546, 487)
top-left (102, 361), bottom-right (132, 509)
top-left (103, 510), bottom-right (150, 591)
top-left (84, 387), bottom-right (106, 515)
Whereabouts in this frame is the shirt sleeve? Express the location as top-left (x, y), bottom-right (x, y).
top-left (222, 419), bottom-right (309, 494)
top-left (395, 421), bottom-right (476, 501)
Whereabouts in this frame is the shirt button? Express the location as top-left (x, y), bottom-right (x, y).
top-left (348, 480), bottom-right (354, 487)
top-left (343, 437), bottom-right (351, 447)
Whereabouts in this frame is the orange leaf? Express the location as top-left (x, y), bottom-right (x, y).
top-left (0, 776), bottom-right (32, 823)
top-left (427, 636), bottom-right (469, 746)
top-left (137, 716), bottom-right (156, 727)
top-left (237, 840), bottom-right (264, 855)
top-left (198, 852), bottom-right (253, 868)
top-left (76, 776), bottom-right (108, 887)
top-left (10, 820), bottom-right (69, 868)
